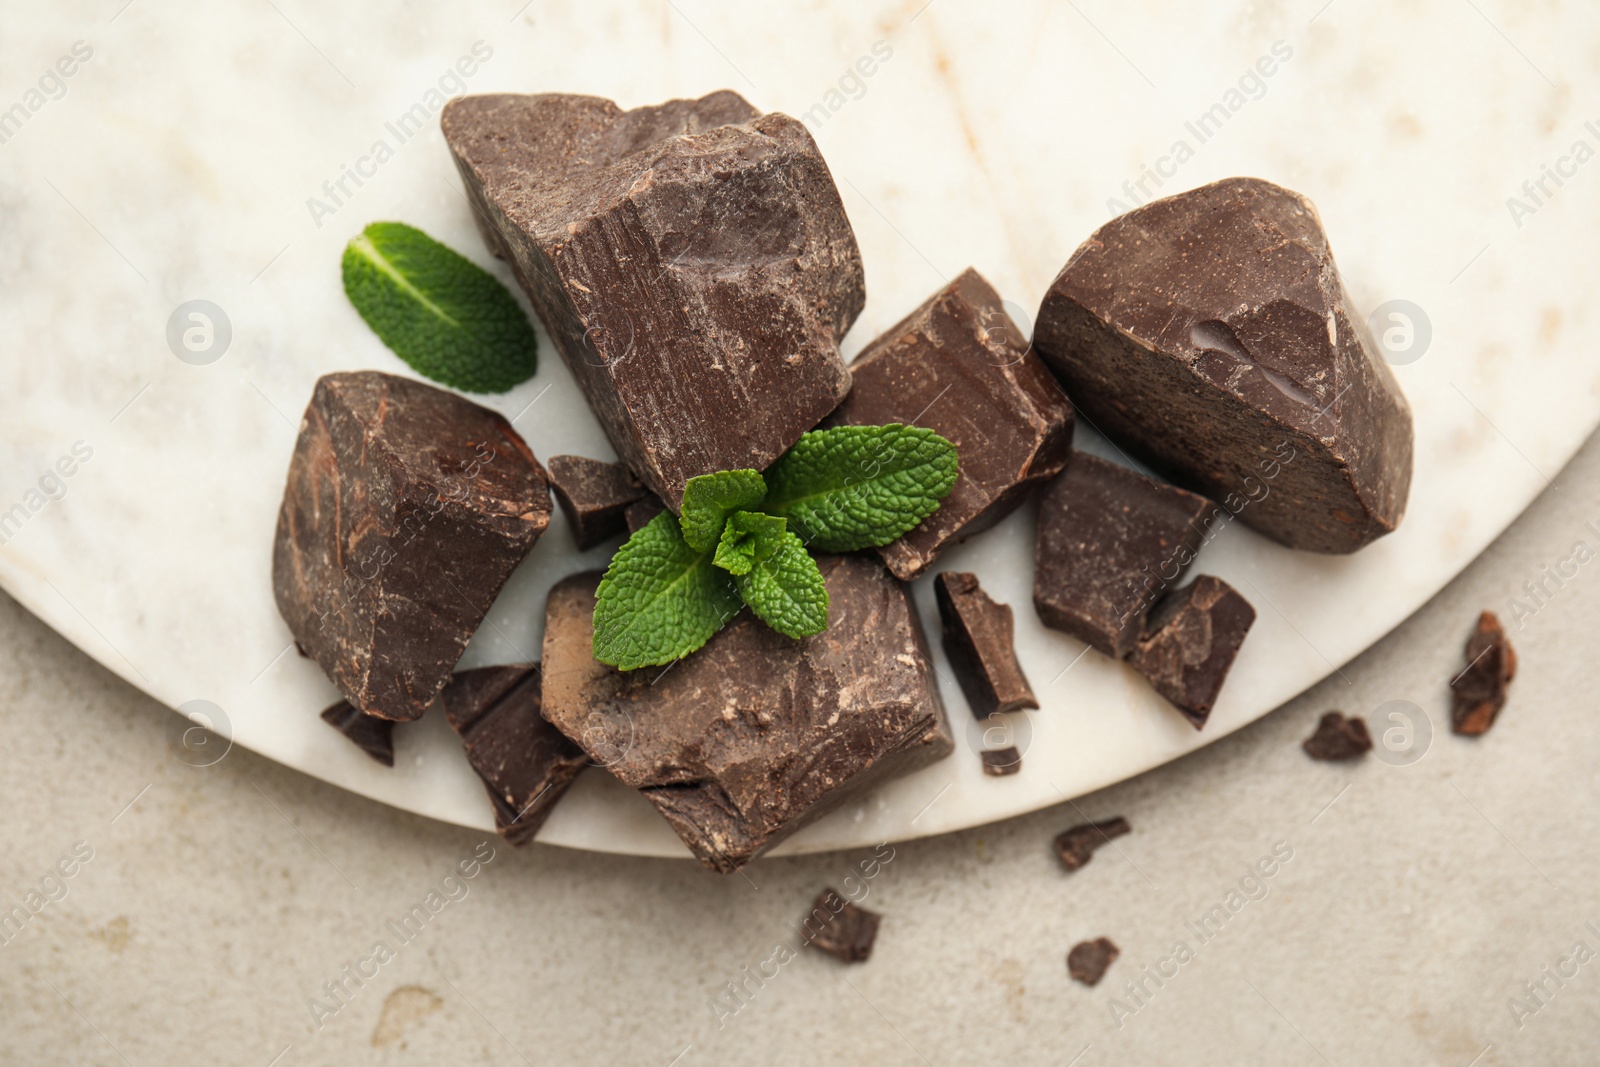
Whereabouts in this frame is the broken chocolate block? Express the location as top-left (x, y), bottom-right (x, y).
top-left (1067, 937), bottom-right (1119, 987)
top-left (1034, 452), bottom-right (1215, 658)
top-left (980, 747), bottom-right (1022, 776)
top-left (1054, 816), bottom-right (1131, 872)
top-left (936, 571), bottom-right (1039, 718)
top-left (443, 90), bottom-right (863, 509)
top-left (623, 495), bottom-right (666, 534)
top-left (1126, 576), bottom-right (1256, 730)
top-left (1034, 177), bottom-right (1414, 554)
top-left (802, 889), bottom-right (881, 963)
top-left (1302, 711), bottom-right (1372, 761)
top-left (273, 372), bottom-right (552, 721)
top-left (1451, 611), bottom-right (1516, 736)
top-left (541, 556), bottom-right (954, 873)
top-left (319, 699), bottom-right (395, 767)
top-left (547, 455), bottom-right (646, 550)
top-left (830, 269), bottom-right (1073, 579)
top-left (439, 665), bottom-right (588, 846)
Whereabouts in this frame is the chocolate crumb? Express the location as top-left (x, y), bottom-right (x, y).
top-left (1054, 817), bottom-right (1131, 872)
top-left (1451, 611), bottom-right (1516, 736)
top-left (1302, 711), bottom-right (1372, 761)
top-left (1067, 937), bottom-right (1119, 986)
top-left (803, 889), bottom-right (880, 963)
top-left (319, 699), bottom-right (395, 766)
top-left (981, 746), bottom-right (1023, 776)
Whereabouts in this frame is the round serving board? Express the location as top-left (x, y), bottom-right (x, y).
top-left (1, 0), bottom-right (1592, 859)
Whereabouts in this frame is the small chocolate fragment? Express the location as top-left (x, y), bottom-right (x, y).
top-left (548, 455), bottom-right (645, 550)
top-left (1450, 611), bottom-right (1516, 736)
top-left (1126, 576), bottom-right (1256, 730)
top-left (1302, 711), bottom-right (1373, 761)
top-left (439, 665), bottom-right (587, 846)
top-left (1054, 816), bottom-right (1131, 872)
top-left (1034, 177), bottom-right (1414, 554)
top-left (272, 372), bottom-right (552, 721)
top-left (1034, 452), bottom-right (1216, 658)
top-left (541, 556), bottom-right (954, 873)
top-left (1067, 938), bottom-right (1119, 987)
top-left (802, 889), bottom-right (881, 963)
top-left (319, 699), bottom-right (395, 767)
top-left (443, 91), bottom-right (862, 509)
top-left (980, 746), bottom-right (1022, 776)
top-left (623, 495), bottom-right (666, 534)
top-left (936, 572), bottom-right (1039, 718)
top-left (830, 269), bottom-right (1074, 579)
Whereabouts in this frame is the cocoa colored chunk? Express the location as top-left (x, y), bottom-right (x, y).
top-left (1067, 937), bottom-right (1119, 986)
top-left (1034, 177), bottom-right (1414, 554)
top-left (802, 889), bottom-right (881, 963)
top-left (1034, 451), bottom-right (1216, 658)
top-left (935, 571), bottom-right (1039, 718)
top-left (319, 699), bottom-right (395, 767)
top-left (829, 269), bottom-right (1074, 579)
top-left (1451, 611), bottom-right (1516, 736)
top-left (1054, 816), bottom-right (1131, 872)
top-left (442, 91), bottom-right (863, 509)
top-left (547, 454), bottom-right (645, 550)
top-left (439, 665), bottom-right (588, 846)
top-left (1127, 576), bottom-right (1256, 730)
top-left (540, 556), bottom-right (954, 873)
top-left (980, 746), bottom-right (1022, 776)
top-left (624, 495), bottom-right (666, 534)
top-left (272, 372), bottom-right (551, 721)
top-left (1302, 711), bottom-right (1372, 760)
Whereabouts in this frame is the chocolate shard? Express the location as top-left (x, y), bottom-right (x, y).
top-left (936, 571), bottom-right (1039, 718)
top-left (548, 455), bottom-right (646, 550)
top-left (803, 889), bottom-right (881, 963)
top-left (1067, 937), bottom-right (1119, 987)
top-left (1034, 451), bottom-right (1216, 658)
top-left (273, 372), bottom-right (552, 721)
top-left (1450, 611), bottom-right (1516, 736)
top-left (829, 269), bottom-right (1074, 579)
top-left (980, 746), bottom-right (1023, 776)
top-left (1054, 817), bottom-right (1131, 872)
top-left (439, 665), bottom-right (588, 846)
top-left (442, 90), bottom-right (863, 510)
top-left (624, 495), bottom-right (666, 534)
top-left (319, 699), bottom-right (395, 767)
top-left (1127, 576), bottom-right (1256, 730)
top-left (1034, 177), bottom-right (1414, 554)
top-left (541, 556), bottom-right (954, 873)
top-left (1302, 711), bottom-right (1373, 761)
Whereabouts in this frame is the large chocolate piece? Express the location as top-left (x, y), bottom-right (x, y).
top-left (1034, 177), bottom-right (1413, 554)
top-left (1126, 576), bottom-right (1256, 730)
top-left (1033, 452), bottom-right (1215, 658)
top-left (541, 556), bottom-right (953, 873)
top-left (320, 699), bottom-right (395, 766)
top-left (830, 269), bottom-right (1074, 579)
top-left (442, 91), bottom-right (863, 509)
top-left (547, 455), bottom-right (645, 550)
top-left (273, 372), bottom-right (552, 721)
top-left (439, 665), bottom-right (588, 846)
top-left (935, 572), bottom-right (1038, 718)
top-left (1450, 611), bottom-right (1516, 736)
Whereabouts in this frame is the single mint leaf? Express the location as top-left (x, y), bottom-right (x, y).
top-left (592, 511), bottom-right (741, 670)
top-left (735, 531), bottom-right (829, 638)
top-left (679, 469), bottom-right (766, 552)
top-left (713, 511), bottom-right (787, 576)
top-left (763, 424), bottom-right (959, 552)
top-left (342, 221), bottom-right (537, 394)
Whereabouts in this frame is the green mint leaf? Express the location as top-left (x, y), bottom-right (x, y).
top-left (712, 511), bottom-right (787, 576)
top-left (734, 531), bottom-right (829, 638)
top-left (592, 511), bottom-right (741, 670)
top-left (679, 469), bottom-right (766, 552)
top-left (342, 221), bottom-right (537, 394)
top-left (763, 424), bottom-right (959, 552)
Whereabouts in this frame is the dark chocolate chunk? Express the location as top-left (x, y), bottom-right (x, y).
top-left (830, 269), bottom-right (1073, 579)
top-left (623, 495), bottom-right (666, 534)
top-left (802, 889), bottom-right (881, 963)
top-left (548, 455), bottom-right (645, 550)
top-left (319, 699), bottom-right (395, 767)
top-left (1054, 816), bottom-right (1131, 872)
top-left (1302, 711), bottom-right (1372, 761)
top-left (1450, 611), bottom-right (1516, 736)
top-left (1034, 451), bottom-right (1216, 658)
top-left (442, 91), bottom-right (862, 510)
top-left (1034, 177), bottom-right (1414, 554)
top-left (980, 746), bottom-right (1022, 776)
top-left (1067, 937), bottom-right (1119, 986)
top-left (936, 571), bottom-right (1039, 718)
top-left (541, 556), bottom-right (954, 873)
top-left (439, 665), bottom-right (587, 846)
top-left (272, 372), bottom-right (552, 721)
top-left (1126, 576), bottom-right (1256, 730)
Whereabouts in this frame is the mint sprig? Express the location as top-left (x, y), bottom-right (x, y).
top-left (342, 221), bottom-right (537, 394)
top-left (591, 425), bottom-right (958, 669)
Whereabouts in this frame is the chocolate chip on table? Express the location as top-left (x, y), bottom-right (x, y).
top-left (935, 572), bottom-right (1039, 719)
top-left (548, 455), bottom-right (646, 550)
top-left (1126, 576), bottom-right (1257, 730)
top-left (1302, 711), bottom-right (1373, 761)
top-left (1067, 937), bottom-right (1120, 986)
top-left (980, 746), bottom-right (1023, 776)
top-left (319, 699), bottom-right (395, 767)
top-left (1451, 611), bottom-right (1517, 736)
top-left (1054, 817), bottom-right (1131, 872)
top-left (802, 889), bottom-right (881, 963)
